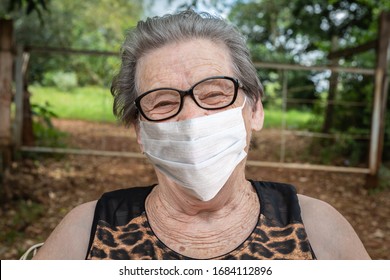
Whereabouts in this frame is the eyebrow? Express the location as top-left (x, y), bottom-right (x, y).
top-left (141, 75), bottom-right (234, 94)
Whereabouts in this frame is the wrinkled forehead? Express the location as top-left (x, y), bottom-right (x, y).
top-left (135, 38), bottom-right (235, 94)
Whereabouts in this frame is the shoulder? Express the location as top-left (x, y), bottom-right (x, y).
top-left (33, 200), bottom-right (97, 260)
top-left (297, 194), bottom-right (370, 259)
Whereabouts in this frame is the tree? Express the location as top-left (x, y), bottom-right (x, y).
top-left (1, 0), bottom-right (143, 150)
top-left (230, 0), bottom-right (318, 113)
top-left (288, 0), bottom-right (382, 133)
top-left (0, 0), bottom-right (49, 19)
top-left (15, 0), bottom-right (143, 86)
top-left (0, 0), bottom-right (50, 176)
top-left (228, 0), bottom-right (390, 164)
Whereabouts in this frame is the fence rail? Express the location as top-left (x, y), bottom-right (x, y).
top-left (14, 39), bottom-right (388, 178)
top-left (20, 146), bottom-right (371, 174)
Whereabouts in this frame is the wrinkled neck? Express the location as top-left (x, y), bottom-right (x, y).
top-left (147, 161), bottom-right (250, 216)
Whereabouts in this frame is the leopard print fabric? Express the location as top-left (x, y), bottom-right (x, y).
top-left (86, 181), bottom-right (316, 260)
top-left (87, 212), bottom-right (314, 260)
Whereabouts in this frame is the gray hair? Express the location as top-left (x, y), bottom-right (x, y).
top-left (111, 10), bottom-right (263, 126)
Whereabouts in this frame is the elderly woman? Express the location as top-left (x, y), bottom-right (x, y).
top-left (34, 10), bottom-right (370, 260)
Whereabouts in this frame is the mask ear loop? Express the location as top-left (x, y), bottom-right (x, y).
top-left (240, 96), bottom-right (247, 109)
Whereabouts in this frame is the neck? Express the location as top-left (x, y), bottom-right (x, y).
top-left (144, 163), bottom-right (260, 259)
top-left (148, 163), bottom-right (251, 216)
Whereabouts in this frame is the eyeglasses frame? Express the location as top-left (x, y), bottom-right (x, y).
top-left (134, 75), bottom-right (243, 121)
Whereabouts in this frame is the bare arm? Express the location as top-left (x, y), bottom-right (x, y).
top-left (298, 194), bottom-right (370, 260)
top-left (33, 200), bottom-right (97, 260)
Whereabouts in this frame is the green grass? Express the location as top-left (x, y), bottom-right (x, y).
top-left (30, 85), bottom-right (116, 122)
top-left (263, 108), bottom-right (318, 129)
top-left (30, 86), bottom-right (317, 128)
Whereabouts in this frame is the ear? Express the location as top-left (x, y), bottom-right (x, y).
top-left (133, 122), bottom-right (144, 153)
top-left (250, 98), bottom-right (264, 131)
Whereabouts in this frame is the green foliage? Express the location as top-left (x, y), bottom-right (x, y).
top-left (30, 85), bottom-right (319, 129)
top-left (263, 109), bottom-right (317, 129)
top-left (13, 0), bottom-right (143, 86)
top-left (31, 102), bottom-right (67, 147)
top-left (13, 199), bottom-right (44, 228)
top-left (228, 0), bottom-right (390, 165)
top-left (0, 0), bottom-right (49, 21)
top-left (32, 121), bottom-right (67, 148)
top-left (378, 166), bottom-right (390, 191)
top-left (31, 102), bottom-right (57, 127)
top-left (42, 71), bottom-right (79, 90)
top-left (314, 135), bottom-right (367, 166)
top-left (331, 74), bottom-right (373, 132)
top-left (30, 85), bottom-right (115, 122)
top-left (368, 165), bottom-right (390, 194)
top-left (0, 200), bottom-right (44, 245)
top-left (7, 0), bottom-right (390, 167)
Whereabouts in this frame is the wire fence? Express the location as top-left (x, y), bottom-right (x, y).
top-left (15, 46), bottom-right (383, 175)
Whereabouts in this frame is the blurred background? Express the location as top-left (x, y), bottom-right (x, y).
top-left (0, 0), bottom-right (389, 259)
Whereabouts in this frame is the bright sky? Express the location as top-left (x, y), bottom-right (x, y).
top-left (144, 0), bottom-right (232, 18)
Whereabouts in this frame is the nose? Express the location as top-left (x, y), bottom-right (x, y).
top-left (176, 96), bottom-right (208, 121)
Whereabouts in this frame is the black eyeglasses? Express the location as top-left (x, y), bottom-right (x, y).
top-left (134, 76), bottom-right (242, 121)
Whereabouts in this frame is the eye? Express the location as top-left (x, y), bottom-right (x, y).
top-left (140, 90), bottom-right (180, 112)
top-left (201, 91), bottom-right (226, 99)
top-left (152, 100), bottom-right (179, 110)
top-left (198, 91), bottom-right (231, 105)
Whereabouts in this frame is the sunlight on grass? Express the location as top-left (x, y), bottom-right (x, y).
top-left (263, 108), bottom-right (316, 129)
top-left (30, 86), bottom-right (317, 128)
top-left (30, 86), bottom-right (116, 122)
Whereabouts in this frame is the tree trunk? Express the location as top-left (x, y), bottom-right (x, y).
top-left (21, 52), bottom-right (34, 146)
top-left (0, 19), bottom-right (14, 170)
top-left (22, 89), bottom-right (35, 146)
top-left (366, 12), bottom-right (390, 187)
top-left (322, 36), bottom-right (339, 133)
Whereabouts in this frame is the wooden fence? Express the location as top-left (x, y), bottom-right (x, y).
top-left (1, 12), bottom-right (389, 187)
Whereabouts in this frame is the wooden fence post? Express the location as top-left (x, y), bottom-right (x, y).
top-left (14, 45), bottom-right (24, 152)
top-left (367, 12), bottom-right (390, 188)
top-left (0, 19), bottom-right (14, 175)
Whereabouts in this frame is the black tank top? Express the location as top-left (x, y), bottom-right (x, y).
top-left (86, 180), bottom-right (316, 259)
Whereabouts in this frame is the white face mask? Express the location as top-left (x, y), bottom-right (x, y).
top-left (139, 98), bottom-right (247, 201)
